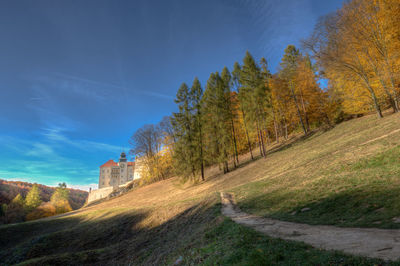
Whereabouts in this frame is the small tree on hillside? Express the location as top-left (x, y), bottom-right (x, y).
top-left (5, 194), bottom-right (26, 223)
top-left (24, 184), bottom-right (42, 212)
top-left (51, 183), bottom-right (72, 214)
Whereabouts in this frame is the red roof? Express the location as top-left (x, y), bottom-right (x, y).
top-left (100, 160), bottom-right (118, 168)
top-left (100, 160), bottom-right (135, 168)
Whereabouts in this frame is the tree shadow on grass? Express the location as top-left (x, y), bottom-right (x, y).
top-left (265, 129), bottom-right (320, 156)
top-left (0, 201), bottom-right (219, 265)
top-left (237, 185), bottom-right (400, 230)
top-left (0, 195), bottom-right (394, 266)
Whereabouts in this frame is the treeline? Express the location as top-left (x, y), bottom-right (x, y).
top-left (130, 0), bottom-right (400, 183)
top-left (0, 183), bottom-right (79, 224)
top-left (0, 179), bottom-right (87, 209)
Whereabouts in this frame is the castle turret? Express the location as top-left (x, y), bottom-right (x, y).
top-left (119, 152), bottom-right (127, 162)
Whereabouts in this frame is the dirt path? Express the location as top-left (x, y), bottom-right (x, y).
top-left (220, 192), bottom-right (400, 261)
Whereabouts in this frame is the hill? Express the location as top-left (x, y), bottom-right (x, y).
top-left (1, 112), bottom-right (400, 265)
top-left (0, 180), bottom-right (88, 210)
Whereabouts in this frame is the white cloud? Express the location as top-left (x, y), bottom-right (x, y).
top-left (41, 127), bottom-right (122, 153)
top-left (69, 183), bottom-right (98, 191)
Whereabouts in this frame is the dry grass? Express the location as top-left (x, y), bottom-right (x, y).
top-left (2, 111), bottom-right (400, 264)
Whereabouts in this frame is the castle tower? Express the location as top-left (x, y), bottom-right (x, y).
top-left (118, 152), bottom-right (128, 184)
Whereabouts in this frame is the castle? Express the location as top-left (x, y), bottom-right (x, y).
top-left (98, 152), bottom-right (136, 189)
top-left (87, 152), bottom-right (142, 203)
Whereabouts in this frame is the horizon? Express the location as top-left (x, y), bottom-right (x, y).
top-left (0, 0), bottom-right (343, 190)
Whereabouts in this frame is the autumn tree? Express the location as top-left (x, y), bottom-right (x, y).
top-left (5, 194), bottom-right (26, 223)
top-left (50, 183), bottom-right (72, 214)
top-left (24, 184), bottom-right (42, 212)
top-left (130, 122), bottom-right (171, 183)
top-left (302, 0), bottom-right (400, 118)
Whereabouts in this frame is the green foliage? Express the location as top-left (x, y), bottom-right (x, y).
top-left (11, 193), bottom-right (25, 207)
top-left (201, 69), bottom-right (236, 172)
top-left (5, 194), bottom-right (26, 223)
top-left (51, 183), bottom-right (69, 203)
top-left (50, 183), bottom-right (72, 214)
top-left (0, 203), bottom-right (7, 216)
top-left (239, 51), bottom-right (270, 156)
top-left (172, 81), bottom-right (205, 181)
top-left (24, 184), bottom-right (42, 212)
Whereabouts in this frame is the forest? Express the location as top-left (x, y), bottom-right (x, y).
top-left (129, 0), bottom-right (400, 184)
top-left (0, 180), bottom-right (88, 224)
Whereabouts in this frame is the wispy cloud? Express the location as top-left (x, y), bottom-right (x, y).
top-left (0, 127), bottom-right (123, 186)
top-left (41, 127), bottom-right (122, 153)
top-left (51, 72), bottom-right (174, 100)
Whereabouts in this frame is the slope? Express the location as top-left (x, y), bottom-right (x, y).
top-left (1, 112), bottom-right (400, 265)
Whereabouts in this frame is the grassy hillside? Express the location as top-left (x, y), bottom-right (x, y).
top-left (1, 112), bottom-right (400, 265)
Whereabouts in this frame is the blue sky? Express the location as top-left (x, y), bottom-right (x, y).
top-left (0, 0), bottom-right (343, 190)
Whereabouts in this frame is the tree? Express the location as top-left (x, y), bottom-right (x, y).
top-left (11, 193), bottom-right (25, 207)
top-left (239, 51), bottom-right (270, 157)
top-left (172, 82), bottom-right (200, 180)
top-left (303, 9), bottom-right (385, 118)
top-left (24, 184), bottom-right (42, 212)
top-left (5, 194), bottom-right (26, 223)
top-left (221, 66), bottom-right (239, 167)
top-left (130, 122), bottom-right (171, 183)
top-left (190, 77), bottom-right (205, 180)
top-left (50, 183), bottom-right (72, 214)
top-left (279, 45), bottom-right (309, 134)
top-left (233, 61), bottom-right (254, 159)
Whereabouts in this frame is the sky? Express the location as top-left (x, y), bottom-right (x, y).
top-left (0, 0), bottom-right (343, 190)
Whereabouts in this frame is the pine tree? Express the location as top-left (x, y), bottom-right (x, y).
top-left (239, 51), bottom-right (269, 157)
top-left (11, 193), bottom-right (25, 207)
top-left (202, 73), bottom-right (220, 169)
top-left (221, 66), bottom-right (239, 167)
top-left (190, 77), bottom-right (205, 181)
top-left (172, 82), bottom-right (205, 181)
top-left (233, 62), bottom-right (254, 160)
top-left (25, 184), bottom-right (42, 211)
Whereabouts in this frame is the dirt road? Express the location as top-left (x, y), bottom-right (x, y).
top-left (220, 192), bottom-right (400, 261)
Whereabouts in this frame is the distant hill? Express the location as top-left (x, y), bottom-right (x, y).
top-left (0, 179), bottom-right (88, 210)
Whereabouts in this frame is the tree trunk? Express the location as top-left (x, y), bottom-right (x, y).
top-left (284, 123), bottom-right (288, 140)
top-left (256, 122), bottom-right (266, 157)
top-left (273, 111), bottom-right (279, 143)
top-left (361, 76), bottom-right (383, 118)
top-left (299, 88), bottom-right (311, 132)
top-left (366, 52), bottom-right (398, 113)
top-left (231, 118), bottom-right (239, 166)
top-left (265, 129), bottom-right (270, 145)
top-left (199, 123), bottom-right (205, 181)
top-left (289, 82), bottom-right (307, 135)
top-left (241, 107), bottom-right (253, 160)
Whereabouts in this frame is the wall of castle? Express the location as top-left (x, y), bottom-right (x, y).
top-left (99, 166), bottom-right (112, 189)
top-left (87, 186), bottom-right (114, 203)
top-left (87, 181), bottom-right (132, 204)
